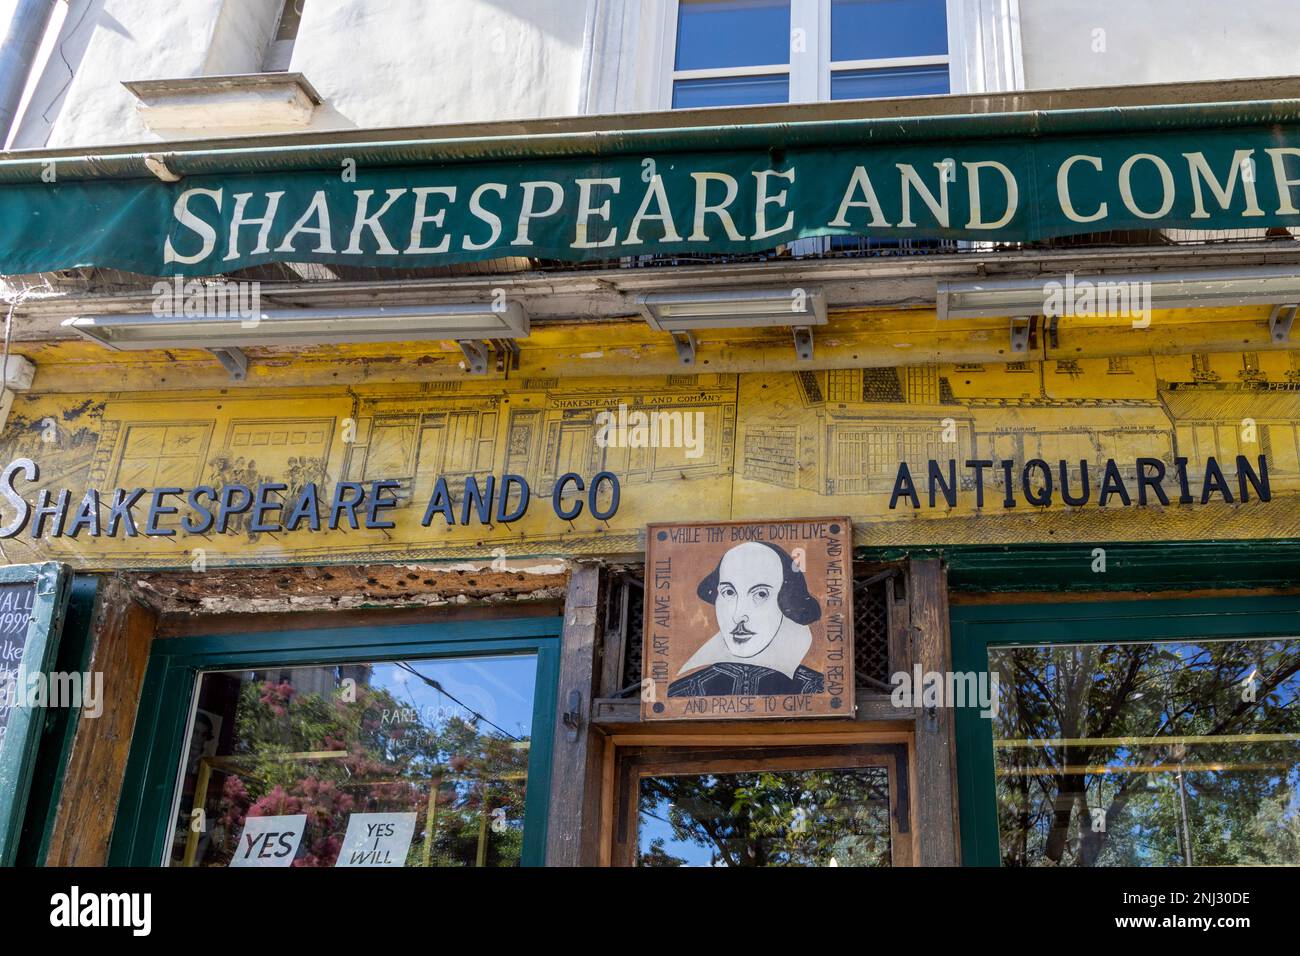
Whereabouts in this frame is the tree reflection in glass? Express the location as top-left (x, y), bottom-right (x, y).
top-left (169, 654), bottom-right (537, 867)
top-left (637, 767), bottom-right (891, 866)
top-left (990, 638), bottom-right (1300, 866)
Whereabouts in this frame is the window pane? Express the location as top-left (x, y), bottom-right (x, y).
top-left (673, 74), bottom-right (789, 108)
top-left (675, 0), bottom-right (791, 70)
top-left (638, 767), bottom-right (891, 866)
top-left (169, 654), bottom-right (538, 868)
top-left (831, 0), bottom-right (948, 61)
top-left (831, 64), bottom-right (950, 100)
top-left (989, 637), bottom-right (1300, 866)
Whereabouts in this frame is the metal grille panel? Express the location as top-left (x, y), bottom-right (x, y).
top-left (853, 572), bottom-right (894, 687)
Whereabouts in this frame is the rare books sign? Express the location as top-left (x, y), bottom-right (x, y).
top-left (642, 518), bottom-right (853, 721)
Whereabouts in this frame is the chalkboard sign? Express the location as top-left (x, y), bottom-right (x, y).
top-left (0, 581), bottom-right (37, 747)
top-left (0, 563), bottom-right (70, 866)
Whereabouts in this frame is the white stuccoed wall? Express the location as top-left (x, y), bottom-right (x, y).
top-left (10, 0), bottom-right (588, 149)
top-left (291, 0), bottom-right (585, 131)
top-left (17, 0), bottom-right (280, 148)
top-left (1018, 0), bottom-right (1300, 90)
top-left (7, 0), bottom-right (1300, 150)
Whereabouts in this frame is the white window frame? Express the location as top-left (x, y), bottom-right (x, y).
top-left (651, 0), bottom-right (1021, 110)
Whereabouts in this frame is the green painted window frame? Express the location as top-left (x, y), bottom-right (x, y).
top-left (951, 594), bottom-right (1300, 867)
top-left (0, 561), bottom-right (72, 867)
top-left (109, 616), bottom-right (562, 867)
top-left (17, 575), bottom-right (99, 865)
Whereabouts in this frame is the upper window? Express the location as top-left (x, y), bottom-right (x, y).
top-left (668, 0), bottom-right (950, 109)
top-left (672, 0), bottom-right (792, 109)
top-left (828, 0), bottom-right (950, 100)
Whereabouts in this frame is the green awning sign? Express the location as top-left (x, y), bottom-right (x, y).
top-left (3, 120), bottom-right (1300, 275)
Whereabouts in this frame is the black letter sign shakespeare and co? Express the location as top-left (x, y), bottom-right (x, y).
top-left (0, 459), bottom-right (620, 539)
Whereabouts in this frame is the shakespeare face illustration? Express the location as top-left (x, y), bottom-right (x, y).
top-left (668, 541), bottom-right (825, 699)
top-left (710, 542), bottom-right (791, 658)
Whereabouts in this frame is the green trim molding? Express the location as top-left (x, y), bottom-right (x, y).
top-left (856, 539), bottom-right (1300, 592)
top-left (951, 594), bottom-right (1300, 866)
top-left (109, 616), bottom-right (561, 867)
top-left (15, 575), bottom-right (98, 865)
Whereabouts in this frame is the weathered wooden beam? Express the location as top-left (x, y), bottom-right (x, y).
top-left (545, 562), bottom-right (604, 866)
top-left (887, 574), bottom-right (912, 678)
top-left (44, 576), bottom-right (158, 866)
top-left (591, 691), bottom-right (911, 726)
top-left (13, 304), bottom-right (1298, 392)
top-left (908, 557), bottom-right (961, 866)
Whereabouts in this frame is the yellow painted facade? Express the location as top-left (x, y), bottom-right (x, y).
top-left (2, 342), bottom-right (1297, 570)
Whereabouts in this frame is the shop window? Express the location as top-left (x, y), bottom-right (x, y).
top-left (954, 598), bottom-right (1300, 867)
top-left (667, 0), bottom-right (950, 109)
top-left (170, 656), bottom-right (538, 867)
top-left (111, 619), bottom-right (560, 867)
top-left (991, 637), bottom-right (1300, 866)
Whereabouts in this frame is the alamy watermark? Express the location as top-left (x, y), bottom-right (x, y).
top-left (890, 666), bottom-right (999, 718)
top-left (0, 664), bottom-right (103, 719)
top-left (152, 276), bottom-right (262, 327)
top-left (595, 403), bottom-right (704, 459)
top-left (1043, 273), bottom-right (1152, 329)
top-left (50, 887), bottom-right (150, 936)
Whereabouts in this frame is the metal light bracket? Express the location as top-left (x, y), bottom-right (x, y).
top-left (494, 338), bottom-right (520, 373)
top-left (458, 339), bottom-right (490, 374)
top-left (209, 347), bottom-right (247, 381)
top-left (671, 330), bottom-right (697, 365)
top-left (793, 325), bottom-right (814, 361)
top-left (1010, 315), bottom-right (1035, 353)
top-left (1269, 304), bottom-right (1297, 342)
top-left (561, 689), bottom-right (583, 742)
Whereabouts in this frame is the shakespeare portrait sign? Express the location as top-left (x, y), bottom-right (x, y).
top-left (642, 518), bottom-right (853, 721)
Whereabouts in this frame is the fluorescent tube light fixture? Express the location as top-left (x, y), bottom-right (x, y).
top-left (637, 288), bottom-right (827, 364)
top-left (937, 266), bottom-right (1300, 321)
top-left (63, 302), bottom-right (529, 377)
top-left (638, 288), bottom-right (826, 331)
top-left (62, 302), bottom-right (529, 350)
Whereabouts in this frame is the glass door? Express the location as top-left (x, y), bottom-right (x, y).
top-left (610, 743), bottom-right (911, 866)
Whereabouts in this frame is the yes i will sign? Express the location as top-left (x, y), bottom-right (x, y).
top-left (643, 518), bottom-right (853, 721)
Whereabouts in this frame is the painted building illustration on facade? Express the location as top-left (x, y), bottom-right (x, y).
top-left (1, 348), bottom-right (1295, 570)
